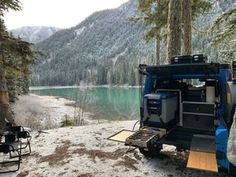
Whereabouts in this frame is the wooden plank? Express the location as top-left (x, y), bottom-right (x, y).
top-left (187, 150), bottom-right (218, 173)
top-left (108, 130), bottom-right (135, 143)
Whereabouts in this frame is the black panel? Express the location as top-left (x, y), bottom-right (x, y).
top-left (147, 99), bottom-right (161, 115)
top-left (185, 89), bottom-right (206, 102)
top-left (183, 114), bottom-right (215, 131)
top-left (163, 127), bottom-right (214, 149)
top-left (144, 118), bottom-right (178, 130)
top-left (183, 102), bottom-right (215, 115)
top-left (190, 135), bottom-right (215, 153)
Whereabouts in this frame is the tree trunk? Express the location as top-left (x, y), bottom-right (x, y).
top-left (155, 34), bottom-right (160, 65)
top-left (182, 0), bottom-right (192, 55)
top-left (166, 0), bottom-right (182, 63)
top-left (0, 54), bottom-right (15, 132)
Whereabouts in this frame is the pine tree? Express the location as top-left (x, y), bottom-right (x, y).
top-left (182, 0), bottom-right (192, 55)
top-left (0, 20), bottom-right (16, 130)
top-left (0, 0), bottom-right (35, 131)
top-left (134, 0), bottom-right (213, 63)
top-left (210, 7), bottom-right (236, 61)
top-left (131, 0), bottom-right (168, 65)
top-left (166, 0), bottom-right (182, 63)
top-left (166, 0), bottom-right (212, 62)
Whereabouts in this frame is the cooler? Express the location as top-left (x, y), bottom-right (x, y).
top-left (143, 92), bottom-right (177, 126)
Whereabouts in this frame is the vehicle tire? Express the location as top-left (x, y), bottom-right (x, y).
top-left (176, 146), bottom-right (185, 152)
top-left (229, 163), bottom-right (236, 176)
top-left (139, 145), bottom-right (162, 157)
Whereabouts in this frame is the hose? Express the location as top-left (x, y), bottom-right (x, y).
top-left (132, 120), bottom-right (140, 131)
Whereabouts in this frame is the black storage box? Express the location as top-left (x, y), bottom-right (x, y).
top-left (171, 54), bottom-right (207, 64)
top-left (192, 54), bottom-right (207, 63)
top-left (171, 55), bottom-right (192, 64)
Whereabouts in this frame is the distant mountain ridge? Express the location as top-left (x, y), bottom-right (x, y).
top-left (32, 0), bottom-right (155, 86)
top-left (10, 26), bottom-right (60, 43)
top-left (35, 0), bottom-right (152, 61)
top-left (31, 0), bottom-right (235, 86)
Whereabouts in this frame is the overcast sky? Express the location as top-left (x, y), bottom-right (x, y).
top-left (4, 0), bottom-right (129, 30)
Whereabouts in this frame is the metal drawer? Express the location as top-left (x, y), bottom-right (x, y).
top-left (183, 101), bottom-right (215, 116)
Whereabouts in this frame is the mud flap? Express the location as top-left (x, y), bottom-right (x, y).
top-left (187, 134), bottom-right (218, 173)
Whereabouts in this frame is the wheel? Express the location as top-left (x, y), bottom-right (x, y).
top-left (229, 163), bottom-right (236, 176)
top-left (139, 145), bottom-right (162, 157)
top-left (139, 147), bottom-right (160, 157)
top-left (176, 146), bottom-right (185, 152)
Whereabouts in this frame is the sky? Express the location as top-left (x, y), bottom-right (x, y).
top-left (4, 0), bottom-right (129, 30)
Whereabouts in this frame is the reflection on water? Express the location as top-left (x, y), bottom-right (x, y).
top-left (31, 87), bottom-right (140, 120)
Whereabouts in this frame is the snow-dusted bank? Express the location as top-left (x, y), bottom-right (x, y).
top-left (5, 94), bottom-right (227, 177)
top-left (12, 94), bottom-right (94, 130)
top-left (2, 121), bottom-right (226, 177)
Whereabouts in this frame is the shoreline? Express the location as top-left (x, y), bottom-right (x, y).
top-left (12, 93), bottom-right (95, 130)
top-left (8, 94), bottom-right (227, 177)
top-left (30, 85), bottom-right (140, 90)
top-left (12, 93), bottom-right (133, 130)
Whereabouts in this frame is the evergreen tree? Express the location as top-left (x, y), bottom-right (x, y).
top-left (182, 0), bottom-right (192, 55)
top-left (0, 0), bottom-right (35, 131)
top-left (134, 0), bottom-right (213, 63)
top-left (166, 0), bottom-right (182, 62)
top-left (210, 7), bottom-right (236, 61)
top-left (131, 0), bottom-right (168, 64)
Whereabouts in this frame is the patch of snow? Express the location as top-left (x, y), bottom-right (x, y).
top-left (89, 23), bottom-right (94, 28)
top-left (12, 94), bottom-right (93, 130)
top-left (75, 26), bottom-right (86, 37)
top-left (10, 26), bottom-right (59, 43)
top-left (2, 120), bottom-right (225, 177)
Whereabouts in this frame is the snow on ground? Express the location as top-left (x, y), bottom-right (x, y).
top-left (12, 94), bottom-right (94, 130)
top-left (0, 94), bottom-right (228, 177)
top-left (1, 121), bottom-right (228, 177)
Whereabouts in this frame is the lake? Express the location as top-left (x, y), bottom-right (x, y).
top-left (31, 87), bottom-right (140, 120)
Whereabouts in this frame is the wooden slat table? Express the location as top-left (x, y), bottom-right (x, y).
top-left (108, 130), bottom-right (135, 143)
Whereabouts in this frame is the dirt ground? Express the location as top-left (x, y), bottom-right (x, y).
top-left (1, 121), bottom-right (230, 177)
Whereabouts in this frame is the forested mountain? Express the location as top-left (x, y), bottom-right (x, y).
top-left (10, 26), bottom-right (60, 43)
top-left (31, 0), bottom-right (235, 86)
top-left (32, 0), bottom-right (153, 86)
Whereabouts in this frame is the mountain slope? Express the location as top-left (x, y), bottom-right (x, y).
top-left (10, 26), bottom-right (60, 43)
top-left (31, 0), bottom-right (235, 86)
top-left (32, 0), bottom-right (155, 86)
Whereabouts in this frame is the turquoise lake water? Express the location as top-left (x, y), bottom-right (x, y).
top-left (31, 87), bottom-right (140, 120)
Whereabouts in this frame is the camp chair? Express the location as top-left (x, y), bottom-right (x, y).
top-left (4, 134), bottom-right (23, 158)
top-left (7, 126), bottom-right (31, 157)
top-left (0, 142), bottom-right (21, 174)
